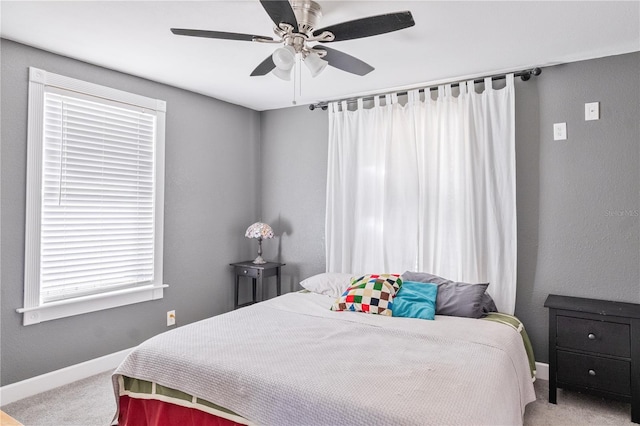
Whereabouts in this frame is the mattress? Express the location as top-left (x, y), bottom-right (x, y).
top-left (113, 291), bottom-right (536, 425)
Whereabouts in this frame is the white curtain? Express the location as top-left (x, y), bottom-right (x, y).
top-left (326, 75), bottom-right (517, 314)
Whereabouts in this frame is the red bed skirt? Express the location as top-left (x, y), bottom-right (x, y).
top-left (118, 395), bottom-right (244, 426)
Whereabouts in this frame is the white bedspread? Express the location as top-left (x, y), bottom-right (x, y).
top-left (114, 292), bottom-right (536, 425)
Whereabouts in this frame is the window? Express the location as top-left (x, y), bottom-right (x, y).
top-left (18, 67), bottom-right (167, 325)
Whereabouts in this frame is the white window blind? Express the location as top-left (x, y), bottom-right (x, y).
top-left (19, 67), bottom-right (166, 325)
top-left (40, 91), bottom-right (157, 302)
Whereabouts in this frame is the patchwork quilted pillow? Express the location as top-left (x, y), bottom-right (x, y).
top-left (330, 274), bottom-right (403, 316)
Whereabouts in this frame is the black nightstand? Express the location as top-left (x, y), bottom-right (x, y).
top-left (230, 261), bottom-right (285, 309)
top-left (544, 294), bottom-right (640, 424)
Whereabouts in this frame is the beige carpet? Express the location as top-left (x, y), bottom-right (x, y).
top-left (1, 371), bottom-right (115, 426)
top-left (524, 380), bottom-right (633, 425)
top-left (1, 372), bottom-right (633, 425)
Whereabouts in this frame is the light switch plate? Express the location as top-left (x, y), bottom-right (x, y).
top-left (553, 122), bottom-right (567, 140)
top-left (585, 102), bottom-right (599, 121)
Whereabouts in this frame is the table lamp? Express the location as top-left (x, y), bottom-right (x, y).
top-left (245, 222), bottom-right (274, 264)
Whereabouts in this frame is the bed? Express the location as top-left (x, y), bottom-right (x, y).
top-left (112, 285), bottom-right (536, 426)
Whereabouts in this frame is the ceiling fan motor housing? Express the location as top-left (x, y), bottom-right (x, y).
top-left (291, 0), bottom-right (322, 34)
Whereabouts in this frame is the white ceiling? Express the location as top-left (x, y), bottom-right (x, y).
top-left (1, 1), bottom-right (639, 111)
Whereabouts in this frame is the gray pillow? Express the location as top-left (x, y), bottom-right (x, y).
top-left (401, 271), bottom-right (492, 319)
top-left (480, 291), bottom-right (498, 314)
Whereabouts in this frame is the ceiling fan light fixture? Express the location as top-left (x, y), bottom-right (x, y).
top-left (272, 45), bottom-right (296, 70)
top-left (272, 66), bottom-right (293, 81)
top-left (304, 52), bottom-right (328, 77)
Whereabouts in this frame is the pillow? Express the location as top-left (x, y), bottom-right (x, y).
top-left (330, 274), bottom-right (402, 316)
top-left (300, 272), bottom-right (353, 298)
top-left (392, 281), bottom-right (438, 320)
top-left (349, 273), bottom-right (403, 293)
top-left (480, 292), bottom-right (498, 314)
top-left (401, 271), bottom-right (489, 319)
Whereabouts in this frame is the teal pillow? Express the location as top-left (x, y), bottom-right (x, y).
top-left (392, 281), bottom-right (438, 320)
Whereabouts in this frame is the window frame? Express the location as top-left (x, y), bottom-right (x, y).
top-left (18, 67), bottom-right (167, 326)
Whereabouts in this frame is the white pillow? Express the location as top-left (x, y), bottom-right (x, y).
top-left (300, 273), bottom-right (353, 298)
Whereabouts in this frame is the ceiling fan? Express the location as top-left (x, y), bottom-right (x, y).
top-left (171, 0), bottom-right (415, 80)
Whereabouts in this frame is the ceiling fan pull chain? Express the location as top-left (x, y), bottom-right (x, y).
top-left (292, 57), bottom-right (297, 105)
top-left (298, 56), bottom-right (303, 99)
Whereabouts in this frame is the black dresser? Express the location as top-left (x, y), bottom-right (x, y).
top-left (544, 294), bottom-right (640, 423)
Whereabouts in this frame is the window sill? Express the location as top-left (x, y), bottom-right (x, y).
top-left (16, 284), bottom-right (167, 326)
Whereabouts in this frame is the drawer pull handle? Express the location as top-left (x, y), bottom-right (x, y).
top-left (243, 270), bottom-right (248, 274)
top-left (588, 333), bottom-right (596, 340)
top-left (588, 369), bottom-right (596, 376)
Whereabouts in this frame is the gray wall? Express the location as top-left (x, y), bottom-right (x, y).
top-left (0, 39), bottom-right (261, 386)
top-left (259, 106), bottom-right (328, 297)
top-left (515, 52), bottom-right (640, 361)
top-left (260, 52), bottom-right (640, 363)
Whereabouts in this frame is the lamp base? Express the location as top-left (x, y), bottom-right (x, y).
top-left (253, 255), bottom-right (267, 264)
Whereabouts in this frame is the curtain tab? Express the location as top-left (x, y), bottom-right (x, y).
top-left (357, 98), bottom-right (364, 110)
top-left (408, 89), bottom-right (420, 104)
top-left (445, 85), bottom-right (452, 97)
top-left (459, 82), bottom-right (467, 95)
top-left (506, 73), bottom-right (514, 88)
top-left (385, 94), bottom-right (391, 107)
top-left (374, 96), bottom-right (380, 107)
top-left (341, 100), bottom-right (348, 112)
top-left (391, 93), bottom-right (399, 104)
top-left (467, 80), bottom-right (476, 95)
top-left (437, 86), bottom-right (444, 99)
top-left (484, 77), bottom-right (492, 91)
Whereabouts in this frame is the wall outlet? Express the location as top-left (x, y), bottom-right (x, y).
top-left (553, 122), bottom-right (567, 140)
top-left (167, 310), bottom-right (175, 326)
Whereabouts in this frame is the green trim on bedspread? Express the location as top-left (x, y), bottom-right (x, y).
top-left (482, 312), bottom-right (537, 380)
top-left (196, 396), bottom-right (241, 415)
top-left (123, 375), bottom-right (152, 393)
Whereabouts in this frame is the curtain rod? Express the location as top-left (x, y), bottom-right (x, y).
top-left (308, 67), bottom-right (542, 111)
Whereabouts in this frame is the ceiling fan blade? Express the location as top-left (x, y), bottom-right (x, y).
top-left (250, 55), bottom-right (276, 76)
top-left (319, 46), bottom-right (374, 76)
top-left (171, 28), bottom-right (273, 42)
top-left (260, 0), bottom-right (298, 29)
top-left (314, 11), bottom-right (414, 42)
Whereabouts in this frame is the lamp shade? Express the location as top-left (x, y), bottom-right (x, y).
top-left (245, 222), bottom-right (274, 264)
top-left (245, 222), bottom-right (274, 240)
top-left (272, 46), bottom-right (296, 70)
top-left (272, 66), bottom-right (293, 81)
top-left (271, 46), bottom-right (295, 81)
top-left (304, 52), bottom-right (328, 78)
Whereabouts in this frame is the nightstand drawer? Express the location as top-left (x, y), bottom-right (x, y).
top-left (557, 316), bottom-right (630, 357)
top-left (235, 267), bottom-right (259, 278)
top-left (557, 350), bottom-right (631, 396)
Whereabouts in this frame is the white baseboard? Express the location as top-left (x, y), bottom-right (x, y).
top-left (0, 347), bottom-right (133, 406)
top-left (536, 362), bottom-right (549, 381)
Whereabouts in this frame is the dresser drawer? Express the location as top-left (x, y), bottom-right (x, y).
top-left (234, 266), bottom-right (259, 278)
top-left (557, 350), bottom-right (631, 396)
top-left (556, 316), bottom-right (630, 357)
